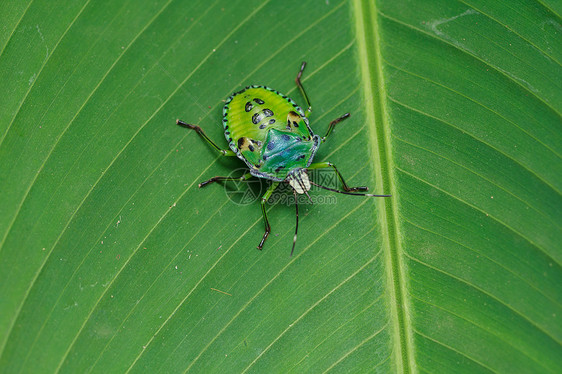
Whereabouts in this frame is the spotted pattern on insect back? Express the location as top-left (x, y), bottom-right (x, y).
top-left (237, 136), bottom-right (261, 152)
top-left (252, 112), bottom-right (262, 124)
top-left (237, 136), bottom-right (262, 166)
top-left (286, 111), bottom-right (301, 130)
top-left (251, 109), bottom-right (274, 127)
top-left (222, 85), bottom-right (318, 180)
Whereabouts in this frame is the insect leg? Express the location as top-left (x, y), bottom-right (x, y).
top-left (198, 173), bottom-right (252, 188)
top-left (258, 182), bottom-right (280, 250)
top-left (177, 119), bottom-right (236, 156)
top-left (308, 162), bottom-right (368, 192)
top-left (322, 113), bottom-right (351, 142)
top-left (310, 181), bottom-right (391, 198)
top-left (295, 61), bottom-right (312, 118)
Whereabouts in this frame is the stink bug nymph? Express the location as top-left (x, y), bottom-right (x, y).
top-left (177, 62), bottom-right (390, 255)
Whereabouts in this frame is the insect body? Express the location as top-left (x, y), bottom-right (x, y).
top-left (223, 85), bottom-right (318, 187)
top-left (177, 62), bottom-right (390, 255)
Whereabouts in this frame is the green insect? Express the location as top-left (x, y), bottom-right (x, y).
top-left (177, 62), bottom-right (390, 255)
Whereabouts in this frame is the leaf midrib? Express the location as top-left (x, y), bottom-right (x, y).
top-left (353, 0), bottom-right (415, 373)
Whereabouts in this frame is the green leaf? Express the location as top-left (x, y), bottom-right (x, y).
top-left (0, 0), bottom-right (560, 373)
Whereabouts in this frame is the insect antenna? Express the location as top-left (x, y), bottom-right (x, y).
top-left (309, 181), bottom-right (391, 197)
top-left (291, 189), bottom-right (299, 257)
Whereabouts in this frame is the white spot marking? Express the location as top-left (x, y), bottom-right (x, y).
top-left (426, 9), bottom-right (479, 40)
top-left (36, 25), bottom-right (49, 62)
top-left (64, 301), bottom-right (78, 310)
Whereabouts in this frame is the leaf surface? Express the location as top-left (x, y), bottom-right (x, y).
top-left (0, 0), bottom-right (560, 373)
